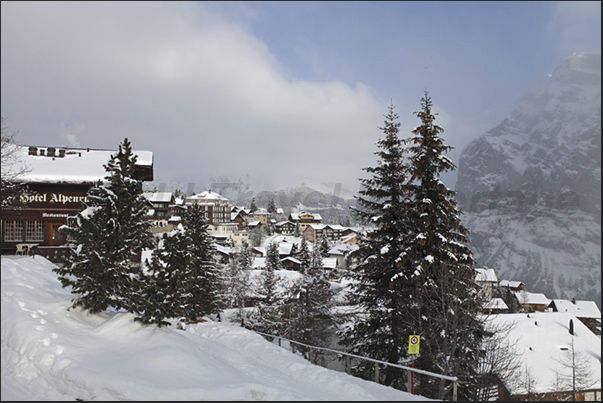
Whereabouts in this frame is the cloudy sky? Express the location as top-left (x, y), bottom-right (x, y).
top-left (1, 1), bottom-right (600, 196)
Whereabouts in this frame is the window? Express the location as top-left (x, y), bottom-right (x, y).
top-left (26, 221), bottom-right (45, 242)
top-left (4, 220), bottom-right (24, 242)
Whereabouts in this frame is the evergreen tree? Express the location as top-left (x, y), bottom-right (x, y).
top-left (293, 223), bottom-right (301, 237)
top-left (290, 246), bottom-right (339, 359)
top-left (182, 203), bottom-right (222, 321)
top-left (339, 102), bottom-right (415, 389)
top-left (244, 241), bottom-right (288, 335)
top-left (55, 138), bottom-right (154, 314)
top-left (260, 242), bottom-right (282, 305)
top-left (297, 237), bottom-right (312, 272)
top-left (135, 230), bottom-right (189, 326)
top-left (250, 197), bottom-right (258, 213)
top-left (267, 198), bottom-right (277, 214)
top-left (403, 92), bottom-right (486, 400)
top-left (319, 232), bottom-right (330, 257)
top-left (225, 242), bottom-right (252, 325)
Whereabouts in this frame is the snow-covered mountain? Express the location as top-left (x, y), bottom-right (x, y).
top-left (456, 53), bottom-right (601, 307)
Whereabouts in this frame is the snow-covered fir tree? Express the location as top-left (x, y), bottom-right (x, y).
top-left (319, 232), bottom-right (330, 257)
top-left (225, 242), bottom-right (252, 325)
top-left (290, 246), bottom-right (339, 360)
top-left (260, 242), bottom-right (282, 305)
top-left (245, 242), bottom-right (288, 336)
top-left (402, 92), bottom-right (486, 400)
top-left (297, 237), bottom-right (312, 272)
top-left (181, 203), bottom-right (222, 321)
top-left (54, 138), bottom-right (154, 314)
top-left (135, 229), bottom-right (189, 327)
top-left (339, 102), bottom-right (416, 389)
top-left (267, 198), bottom-right (277, 214)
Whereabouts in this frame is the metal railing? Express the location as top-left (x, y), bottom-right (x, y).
top-left (254, 330), bottom-right (458, 401)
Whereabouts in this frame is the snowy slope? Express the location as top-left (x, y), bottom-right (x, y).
top-left (1, 255), bottom-right (426, 401)
top-left (456, 53), bottom-right (601, 307)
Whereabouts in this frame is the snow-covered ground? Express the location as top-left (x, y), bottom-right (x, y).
top-left (1, 255), bottom-right (427, 401)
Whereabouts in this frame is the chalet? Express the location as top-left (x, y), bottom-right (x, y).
top-left (549, 299), bottom-right (601, 335)
top-left (327, 243), bottom-right (359, 269)
top-left (1, 145), bottom-right (153, 260)
top-left (275, 220), bottom-right (296, 235)
top-left (289, 212), bottom-right (322, 232)
top-left (143, 191), bottom-right (173, 219)
top-left (251, 208), bottom-right (271, 225)
top-left (515, 291), bottom-right (552, 312)
top-left (499, 280), bottom-right (525, 292)
top-left (482, 297), bottom-right (509, 314)
top-left (475, 267), bottom-right (498, 299)
top-left (489, 312), bottom-right (601, 401)
top-left (303, 224), bottom-right (345, 243)
top-left (281, 256), bottom-right (301, 271)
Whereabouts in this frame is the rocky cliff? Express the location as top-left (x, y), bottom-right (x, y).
top-left (456, 53), bottom-right (601, 306)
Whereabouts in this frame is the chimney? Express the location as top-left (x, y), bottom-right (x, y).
top-left (569, 319), bottom-right (574, 335)
top-left (28, 146), bottom-right (38, 156)
top-left (571, 298), bottom-right (576, 304)
top-left (58, 149), bottom-right (66, 158)
top-left (47, 147), bottom-right (56, 157)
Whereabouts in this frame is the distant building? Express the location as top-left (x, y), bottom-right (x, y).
top-left (288, 212), bottom-right (322, 233)
top-left (185, 190), bottom-right (231, 225)
top-left (549, 299), bottom-right (601, 335)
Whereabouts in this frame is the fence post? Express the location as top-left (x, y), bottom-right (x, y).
top-left (309, 347), bottom-right (313, 364)
top-left (375, 362), bottom-right (379, 383)
top-left (278, 337), bottom-right (281, 347)
top-left (292, 342), bottom-right (296, 354)
top-left (453, 380), bottom-right (458, 401)
top-left (324, 350), bottom-right (328, 368)
top-left (346, 355), bottom-right (351, 375)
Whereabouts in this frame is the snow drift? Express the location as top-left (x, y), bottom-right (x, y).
top-left (1, 255), bottom-right (426, 401)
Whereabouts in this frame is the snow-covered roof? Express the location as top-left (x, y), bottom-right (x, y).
top-left (281, 256), bottom-right (301, 265)
top-left (515, 291), bottom-right (552, 306)
top-left (551, 299), bottom-right (601, 319)
top-left (500, 280), bottom-right (524, 289)
top-left (251, 257), bottom-right (266, 269)
top-left (487, 312), bottom-right (601, 395)
top-left (483, 298), bottom-right (508, 310)
top-left (328, 243), bottom-right (358, 256)
top-left (323, 258), bottom-right (338, 269)
top-left (143, 191), bottom-right (173, 203)
top-left (186, 190), bottom-right (230, 204)
top-left (475, 268), bottom-right (498, 283)
top-left (13, 145), bottom-right (153, 184)
top-left (289, 212), bottom-right (322, 221)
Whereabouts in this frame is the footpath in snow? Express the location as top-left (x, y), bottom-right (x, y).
top-left (1, 255), bottom-right (428, 401)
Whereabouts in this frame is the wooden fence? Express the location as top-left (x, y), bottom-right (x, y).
top-left (254, 330), bottom-right (458, 401)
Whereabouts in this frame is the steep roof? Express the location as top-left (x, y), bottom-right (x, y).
top-left (475, 268), bottom-right (498, 283)
top-left (550, 299), bottom-right (601, 319)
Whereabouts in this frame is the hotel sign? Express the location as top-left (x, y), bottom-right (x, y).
top-left (20, 193), bottom-right (88, 206)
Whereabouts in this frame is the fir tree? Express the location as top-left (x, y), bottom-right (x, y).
top-left (182, 203), bottom-right (222, 321)
top-left (250, 197), bottom-right (258, 213)
top-left (225, 242), bottom-right (252, 325)
top-left (260, 242), bottom-right (282, 305)
top-left (297, 237), bottom-right (312, 272)
top-left (55, 138), bottom-right (154, 314)
top-left (135, 230), bottom-right (189, 327)
top-left (293, 223), bottom-right (301, 237)
top-left (290, 246), bottom-right (339, 359)
top-left (339, 102), bottom-right (415, 389)
top-left (402, 92), bottom-right (486, 400)
top-left (267, 198), bottom-right (277, 214)
top-left (319, 232), bottom-right (330, 257)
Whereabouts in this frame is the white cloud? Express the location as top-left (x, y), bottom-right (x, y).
top-left (1, 2), bottom-right (384, 191)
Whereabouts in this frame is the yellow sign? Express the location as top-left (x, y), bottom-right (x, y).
top-left (408, 335), bottom-right (420, 355)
